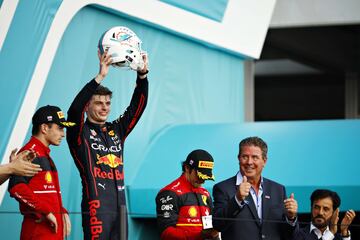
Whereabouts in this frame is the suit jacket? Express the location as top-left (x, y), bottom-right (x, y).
top-left (212, 175), bottom-right (297, 240)
top-left (292, 225), bottom-right (343, 240)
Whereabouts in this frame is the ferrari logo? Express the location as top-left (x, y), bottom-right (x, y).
top-left (202, 195), bottom-right (208, 206)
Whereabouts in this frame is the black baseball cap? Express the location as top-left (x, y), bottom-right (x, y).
top-left (185, 149), bottom-right (215, 181)
top-left (32, 105), bottom-right (75, 127)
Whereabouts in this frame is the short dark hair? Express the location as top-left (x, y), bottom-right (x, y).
top-left (310, 189), bottom-right (341, 210)
top-left (94, 85), bottom-right (112, 98)
top-left (239, 136), bottom-right (268, 159)
top-left (181, 161), bottom-right (188, 172)
top-left (31, 123), bottom-right (54, 135)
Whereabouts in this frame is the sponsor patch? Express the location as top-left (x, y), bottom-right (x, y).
top-left (202, 195), bottom-right (207, 205)
top-left (188, 206), bottom-right (197, 218)
top-left (97, 183), bottom-right (106, 190)
top-left (198, 161), bottom-right (213, 169)
top-left (161, 204), bottom-right (174, 211)
top-left (160, 196), bottom-right (173, 204)
top-left (45, 171), bottom-right (52, 184)
top-left (96, 154), bottom-right (123, 168)
top-left (163, 211), bottom-right (170, 218)
top-left (89, 200), bottom-right (102, 238)
top-left (62, 122), bottom-right (76, 127)
top-left (57, 111), bottom-right (64, 119)
top-left (94, 167), bottom-right (123, 180)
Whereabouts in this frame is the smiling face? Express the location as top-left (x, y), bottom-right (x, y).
top-left (238, 145), bottom-right (266, 184)
top-left (311, 197), bottom-right (334, 230)
top-left (86, 94), bottom-right (111, 124)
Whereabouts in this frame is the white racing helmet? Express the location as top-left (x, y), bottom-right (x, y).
top-left (98, 26), bottom-right (145, 71)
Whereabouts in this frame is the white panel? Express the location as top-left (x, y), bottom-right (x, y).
top-left (0, 0), bottom-right (19, 50)
top-left (99, 0), bottom-right (276, 58)
top-left (271, 0), bottom-right (360, 28)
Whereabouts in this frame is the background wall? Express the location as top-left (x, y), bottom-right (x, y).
top-left (1, 0), bottom-right (359, 239)
top-left (0, 2), bottom-right (245, 239)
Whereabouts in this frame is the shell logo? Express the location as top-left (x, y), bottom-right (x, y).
top-left (188, 206), bottom-right (197, 218)
top-left (45, 171), bottom-right (52, 184)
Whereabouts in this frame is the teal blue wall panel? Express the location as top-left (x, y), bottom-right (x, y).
top-left (0, 4), bottom-right (245, 239)
top-left (3, 1), bottom-right (358, 239)
top-left (129, 120), bottom-right (360, 216)
top-left (160, 0), bottom-right (229, 22)
top-left (0, 0), bottom-right (61, 156)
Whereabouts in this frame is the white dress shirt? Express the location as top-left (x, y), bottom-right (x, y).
top-left (310, 222), bottom-right (351, 240)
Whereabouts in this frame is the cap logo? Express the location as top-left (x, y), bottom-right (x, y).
top-left (47, 116), bottom-right (53, 121)
top-left (61, 122), bottom-right (76, 127)
top-left (198, 161), bottom-right (213, 169)
top-left (189, 159), bottom-right (194, 166)
top-left (57, 111), bottom-right (64, 119)
top-left (197, 171), bottom-right (212, 180)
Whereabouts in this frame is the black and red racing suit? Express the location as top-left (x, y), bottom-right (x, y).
top-left (155, 174), bottom-right (214, 240)
top-left (66, 76), bottom-right (148, 239)
top-left (8, 136), bottom-right (67, 240)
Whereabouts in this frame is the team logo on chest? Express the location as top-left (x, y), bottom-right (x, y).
top-left (202, 195), bottom-right (208, 206)
top-left (96, 154), bottom-right (123, 168)
top-left (188, 206), bottom-right (198, 218)
top-left (45, 171), bottom-right (53, 184)
top-left (90, 129), bottom-right (97, 136)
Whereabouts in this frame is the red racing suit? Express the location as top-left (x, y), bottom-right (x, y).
top-left (66, 77), bottom-right (148, 240)
top-left (155, 174), bottom-right (214, 240)
top-left (8, 136), bottom-right (67, 240)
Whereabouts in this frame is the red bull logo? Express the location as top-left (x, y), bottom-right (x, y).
top-left (96, 154), bottom-right (123, 168)
top-left (93, 167), bottom-right (124, 180)
top-left (89, 200), bottom-right (102, 238)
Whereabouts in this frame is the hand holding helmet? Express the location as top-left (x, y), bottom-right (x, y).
top-left (98, 26), bottom-right (146, 71)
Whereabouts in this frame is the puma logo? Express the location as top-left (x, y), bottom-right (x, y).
top-left (97, 183), bottom-right (106, 190)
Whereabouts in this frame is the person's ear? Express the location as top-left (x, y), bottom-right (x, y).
top-left (85, 102), bottom-right (90, 112)
top-left (40, 123), bottom-right (48, 134)
top-left (184, 165), bottom-right (192, 174)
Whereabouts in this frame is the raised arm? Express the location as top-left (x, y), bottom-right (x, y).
top-left (67, 51), bottom-right (112, 146)
top-left (114, 54), bottom-right (149, 140)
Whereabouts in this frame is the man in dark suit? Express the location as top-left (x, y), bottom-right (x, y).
top-left (212, 136), bottom-right (298, 240)
top-left (293, 189), bottom-right (355, 240)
